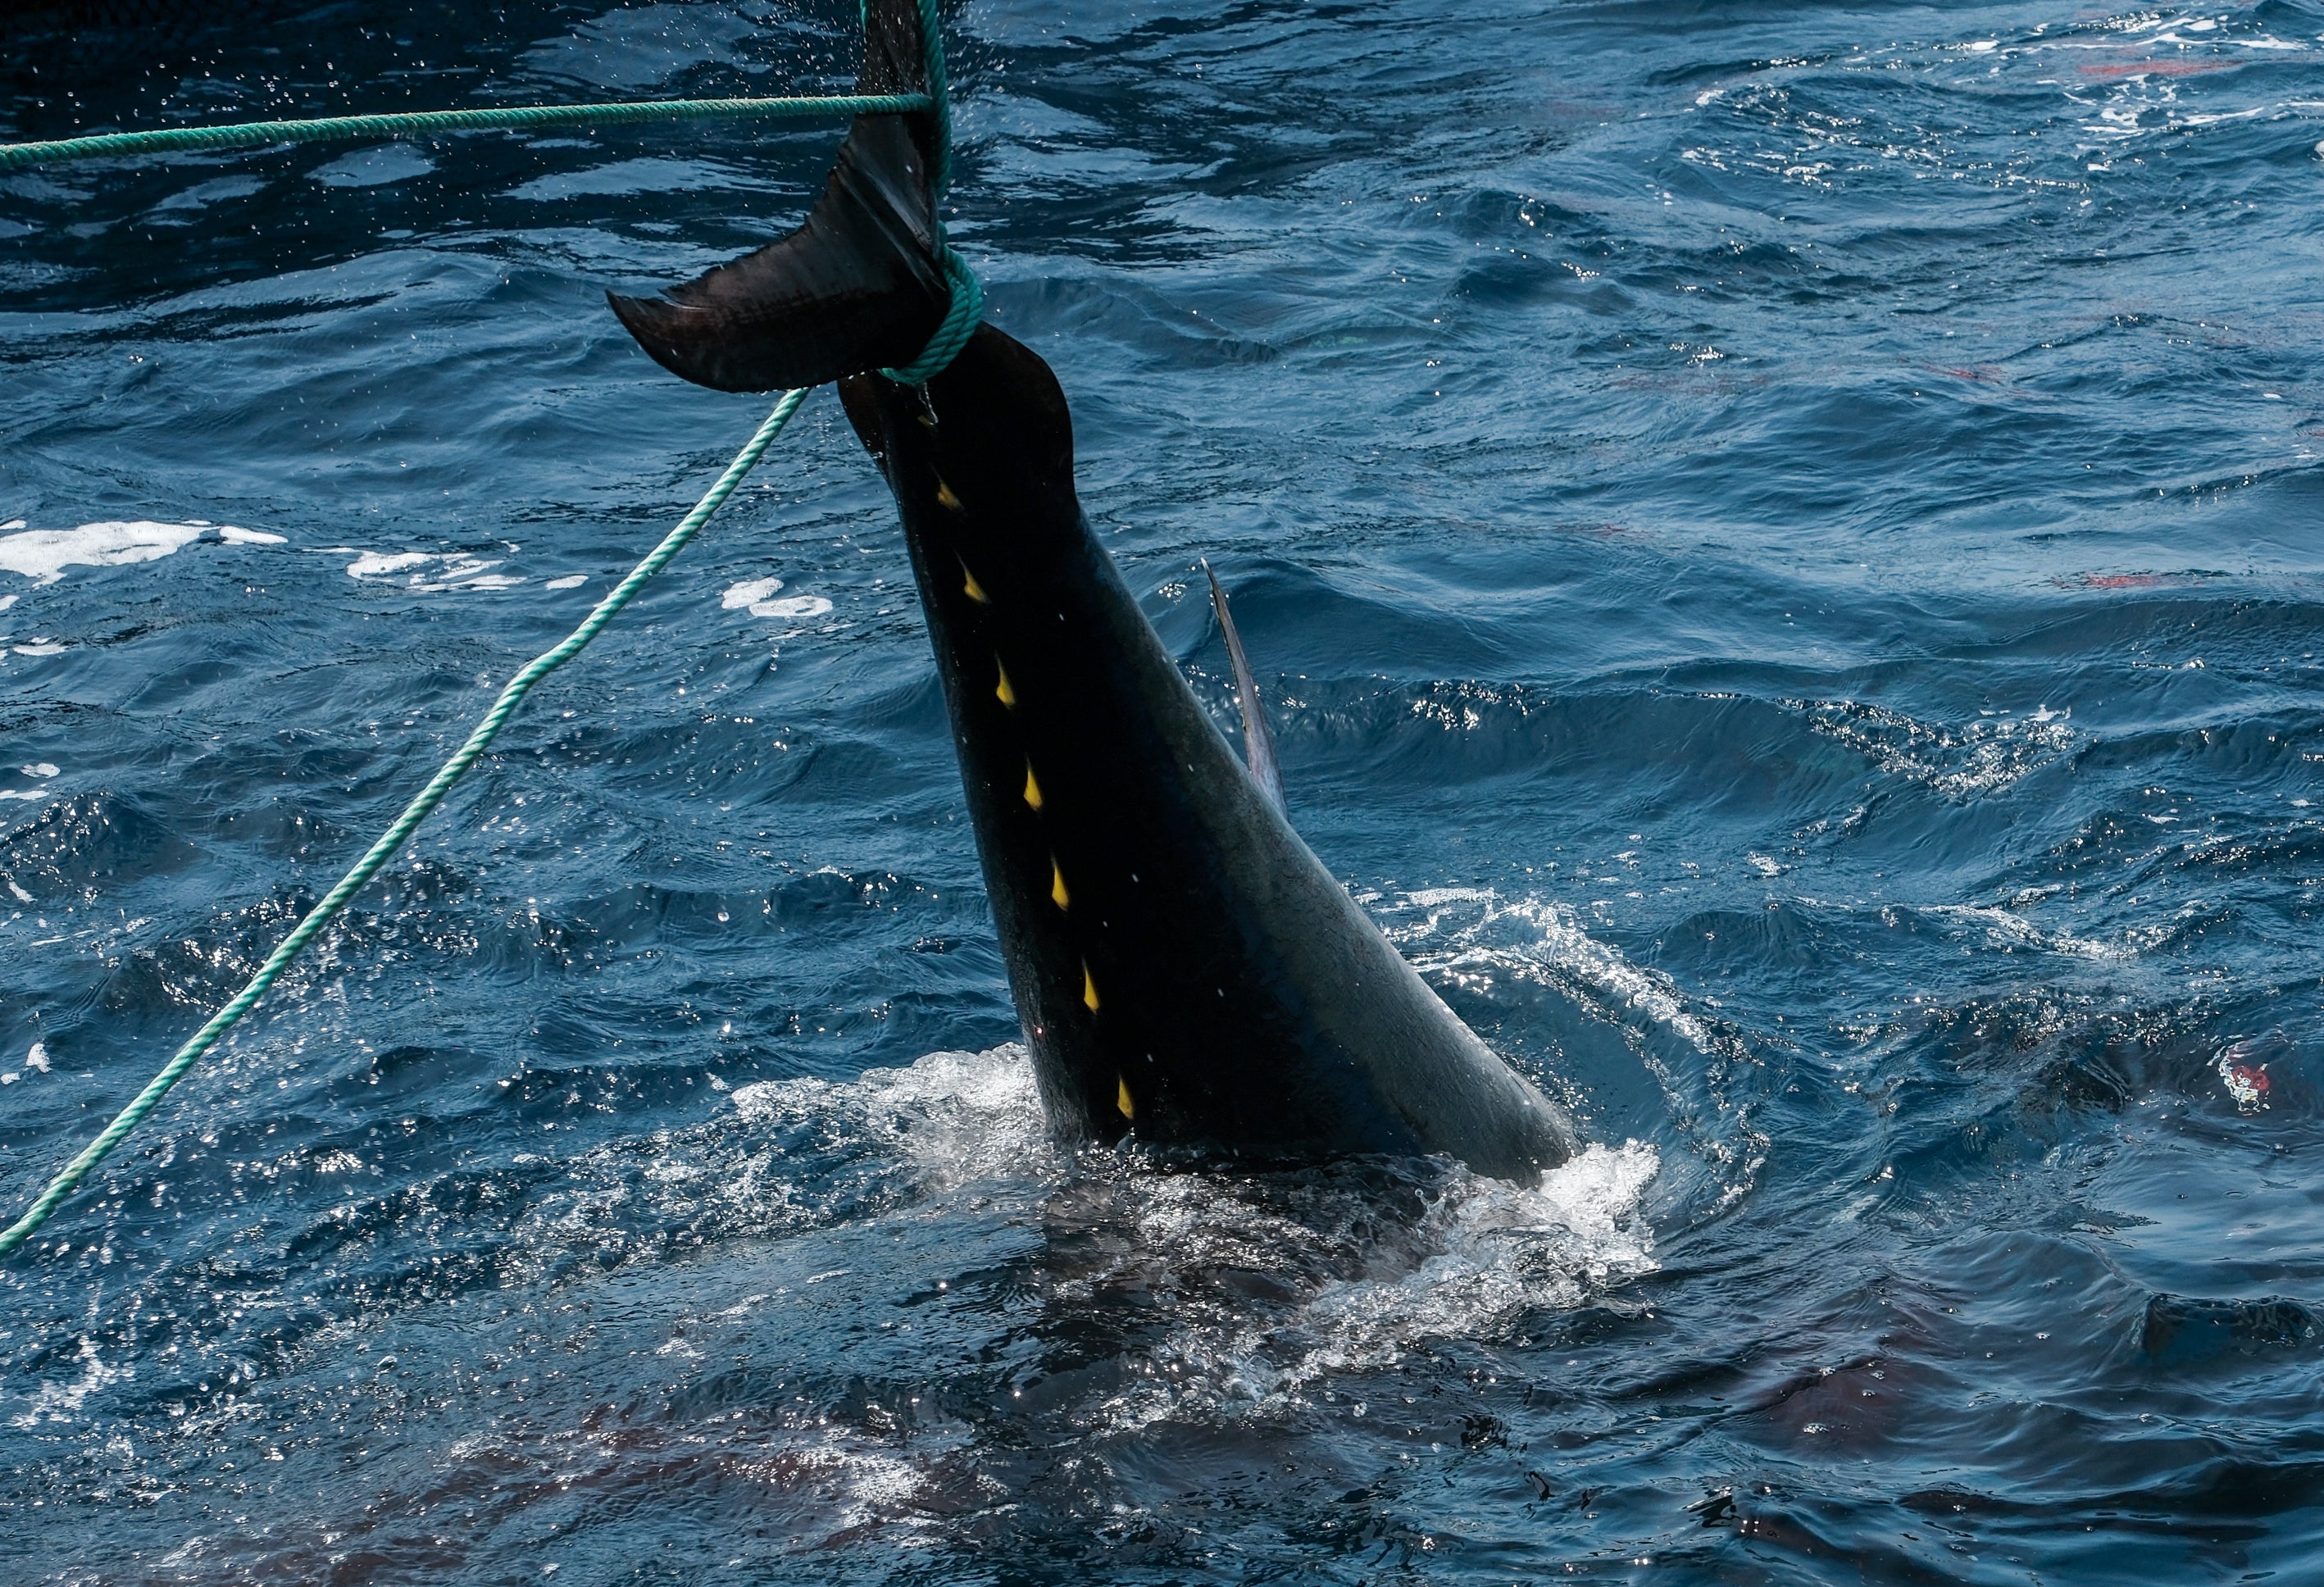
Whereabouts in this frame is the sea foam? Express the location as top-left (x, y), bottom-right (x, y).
top-left (0, 520), bottom-right (285, 585)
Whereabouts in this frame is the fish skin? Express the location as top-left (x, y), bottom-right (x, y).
top-left (835, 330), bottom-right (1577, 1180)
top-left (606, 0), bottom-right (1576, 1180)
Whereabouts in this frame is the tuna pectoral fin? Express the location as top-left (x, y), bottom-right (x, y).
top-left (1203, 560), bottom-right (1285, 815)
top-left (606, 111), bottom-right (951, 393)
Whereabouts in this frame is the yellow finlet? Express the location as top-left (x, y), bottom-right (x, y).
top-left (1022, 762), bottom-right (1044, 811)
top-left (994, 660), bottom-right (1016, 707)
top-left (1049, 859), bottom-right (1070, 910)
top-left (1115, 1075), bottom-right (1135, 1120)
top-left (935, 479), bottom-right (963, 512)
top-left (960, 560), bottom-right (989, 603)
top-left (1082, 962), bottom-right (1100, 1012)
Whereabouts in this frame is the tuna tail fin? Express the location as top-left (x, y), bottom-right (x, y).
top-left (1203, 561), bottom-right (1286, 815)
top-left (606, 0), bottom-right (953, 392)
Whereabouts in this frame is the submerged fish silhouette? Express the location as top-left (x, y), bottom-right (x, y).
top-left (607, 0), bottom-right (1576, 1182)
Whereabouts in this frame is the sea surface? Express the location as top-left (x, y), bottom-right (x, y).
top-left (2, 0), bottom-right (2322, 1580)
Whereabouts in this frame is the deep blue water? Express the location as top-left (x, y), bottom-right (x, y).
top-left (4, 0), bottom-right (2324, 1580)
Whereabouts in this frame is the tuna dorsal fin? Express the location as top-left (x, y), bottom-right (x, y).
top-left (605, 0), bottom-right (951, 392)
top-left (1203, 560), bottom-right (1285, 815)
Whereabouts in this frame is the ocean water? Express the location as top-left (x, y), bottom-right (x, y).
top-left (2, 0), bottom-right (2322, 1580)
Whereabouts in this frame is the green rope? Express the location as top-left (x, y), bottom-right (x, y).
top-left (875, 0), bottom-right (983, 384)
top-left (0, 93), bottom-right (931, 173)
top-left (1, 0), bottom-right (986, 1262)
top-left (0, 387), bottom-right (810, 1259)
top-left (879, 237), bottom-right (985, 384)
top-left (0, 3), bottom-right (986, 381)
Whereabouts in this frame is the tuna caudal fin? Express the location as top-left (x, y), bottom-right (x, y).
top-left (606, 0), bottom-right (950, 392)
top-left (1203, 561), bottom-right (1285, 815)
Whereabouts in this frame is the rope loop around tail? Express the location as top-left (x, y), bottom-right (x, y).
top-left (868, 0), bottom-right (982, 386)
top-left (877, 245), bottom-right (984, 384)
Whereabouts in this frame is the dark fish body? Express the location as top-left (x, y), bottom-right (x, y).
top-left (834, 331), bottom-right (1575, 1179)
top-left (607, 0), bottom-right (1576, 1182)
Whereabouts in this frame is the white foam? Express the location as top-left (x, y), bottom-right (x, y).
top-left (722, 576), bottom-right (783, 608)
top-left (20, 764), bottom-right (58, 779)
top-left (25, 1042), bottom-right (49, 1073)
top-left (345, 550), bottom-right (522, 592)
top-left (469, 1046), bottom-right (1052, 1287)
top-left (2218, 1044), bottom-right (2268, 1112)
top-left (734, 1047), bottom-right (1654, 1433)
top-left (1285, 1142), bottom-right (1658, 1379)
top-left (8, 1337), bottom-right (131, 1428)
top-left (389, 1040), bottom-right (1663, 1500)
top-left (346, 551), bottom-right (433, 577)
top-left (723, 576), bottom-right (833, 621)
top-left (544, 575), bottom-right (588, 591)
top-left (730, 1044), bottom-right (1050, 1193)
top-left (1404, 885), bottom-right (1489, 909)
top-left (762, 596), bottom-right (835, 618)
top-left (1786, 697), bottom-right (2073, 800)
top-left (1926, 903), bottom-right (2124, 962)
top-left (0, 520), bottom-right (286, 586)
top-left (2, 521), bottom-right (207, 584)
top-left (1398, 890), bottom-right (1719, 1055)
top-left (1092, 1141), bottom-right (1659, 1433)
